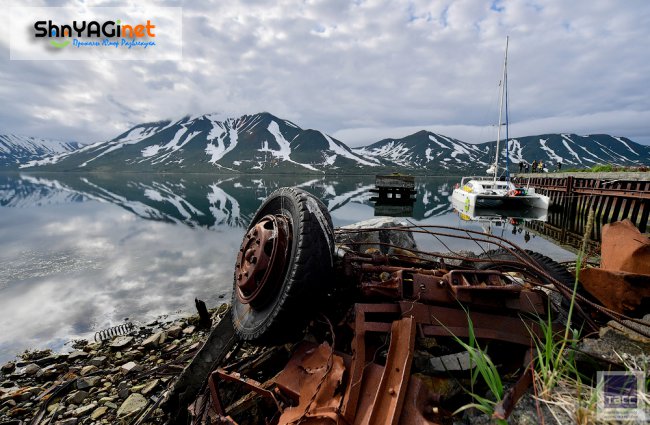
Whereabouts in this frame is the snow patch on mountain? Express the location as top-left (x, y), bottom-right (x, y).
top-left (506, 139), bottom-right (524, 163)
top-left (206, 120), bottom-right (239, 164)
top-left (322, 133), bottom-right (377, 166)
top-left (538, 138), bottom-right (564, 163)
top-left (258, 121), bottom-right (318, 171)
top-left (207, 183), bottom-right (245, 227)
top-left (354, 141), bottom-right (412, 167)
top-left (428, 135), bottom-right (449, 149)
top-left (614, 137), bottom-right (638, 156)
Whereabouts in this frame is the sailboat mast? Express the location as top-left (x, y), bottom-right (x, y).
top-left (493, 36), bottom-right (509, 184)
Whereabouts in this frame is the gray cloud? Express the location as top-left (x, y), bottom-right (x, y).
top-left (1, 0), bottom-right (649, 145)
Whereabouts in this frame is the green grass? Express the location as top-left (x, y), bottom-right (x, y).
top-left (561, 164), bottom-right (649, 173)
top-left (446, 310), bottom-right (507, 424)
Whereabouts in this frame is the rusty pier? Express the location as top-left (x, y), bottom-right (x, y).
top-left (513, 174), bottom-right (650, 251)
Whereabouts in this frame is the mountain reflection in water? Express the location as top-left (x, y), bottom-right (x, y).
top-left (0, 173), bottom-right (574, 362)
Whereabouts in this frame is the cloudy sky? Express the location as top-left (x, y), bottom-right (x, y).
top-left (2, 0), bottom-right (649, 146)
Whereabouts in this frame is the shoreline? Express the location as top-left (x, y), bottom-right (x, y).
top-left (0, 305), bottom-right (227, 423)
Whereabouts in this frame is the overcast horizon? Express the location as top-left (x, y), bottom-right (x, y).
top-left (2, 0), bottom-right (649, 147)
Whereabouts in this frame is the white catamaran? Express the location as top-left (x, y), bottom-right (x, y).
top-left (451, 37), bottom-right (549, 211)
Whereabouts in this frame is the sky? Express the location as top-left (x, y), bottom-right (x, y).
top-left (2, 0), bottom-right (649, 147)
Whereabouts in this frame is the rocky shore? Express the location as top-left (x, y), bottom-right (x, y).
top-left (0, 305), bottom-right (228, 425)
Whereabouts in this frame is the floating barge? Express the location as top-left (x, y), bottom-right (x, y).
top-left (370, 173), bottom-right (416, 203)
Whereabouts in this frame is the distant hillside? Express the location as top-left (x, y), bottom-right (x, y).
top-left (499, 134), bottom-right (649, 168)
top-left (8, 112), bottom-right (650, 174)
top-left (0, 134), bottom-right (83, 169)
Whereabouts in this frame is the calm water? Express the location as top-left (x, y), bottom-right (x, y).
top-left (0, 172), bottom-right (575, 362)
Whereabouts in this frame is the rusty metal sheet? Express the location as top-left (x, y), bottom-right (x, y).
top-left (365, 317), bottom-right (416, 425)
top-left (580, 219), bottom-right (650, 314)
top-left (340, 303), bottom-right (400, 423)
top-left (277, 342), bottom-right (345, 424)
top-left (580, 269), bottom-right (650, 314)
top-left (600, 219), bottom-right (650, 274)
top-left (398, 302), bottom-right (553, 346)
top-left (398, 376), bottom-right (441, 425)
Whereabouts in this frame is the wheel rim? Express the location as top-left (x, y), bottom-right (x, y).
top-left (235, 214), bottom-right (291, 308)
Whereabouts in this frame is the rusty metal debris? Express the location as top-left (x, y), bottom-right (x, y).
top-left (93, 321), bottom-right (136, 342)
top-left (580, 219), bottom-right (650, 315)
top-left (178, 189), bottom-right (649, 425)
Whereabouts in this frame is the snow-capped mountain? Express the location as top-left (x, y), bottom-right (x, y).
top-left (500, 134), bottom-right (650, 167)
top-left (360, 131), bottom-right (650, 170)
top-left (354, 130), bottom-right (493, 172)
top-left (11, 112), bottom-right (650, 173)
top-left (22, 113), bottom-right (379, 173)
top-left (0, 134), bottom-right (83, 169)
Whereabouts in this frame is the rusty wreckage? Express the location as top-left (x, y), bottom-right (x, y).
top-left (161, 187), bottom-right (649, 425)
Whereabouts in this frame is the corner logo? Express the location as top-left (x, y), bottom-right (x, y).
top-left (597, 371), bottom-right (647, 422)
top-left (34, 19), bottom-right (156, 49)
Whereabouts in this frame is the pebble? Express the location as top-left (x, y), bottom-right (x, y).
top-left (167, 325), bottom-right (183, 339)
top-left (117, 393), bottom-right (147, 418)
top-left (117, 381), bottom-right (130, 400)
top-left (68, 390), bottom-right (89, 405)
top-left (142, 331), bottom-right (167, 349)
top-left (0, 312), bottom-right (214, 425)
top-left (24, 364), bottom-right (41, 376)
top-left (68, 350), bottom-right (88, 361)
top-left (72, 402), bottom-right (97, 416)
top-left (109, 336), bottom-right (134, 349)
top-left (90, 405), bottom-right (108, 420)
top-left (88, 356), bottom-right (107, 367)
top-left (1, 362), bottom-right (16, 374)
top-left (80, 365), bottom-right (98, 376)
top-left (120, 361), bottom-right (142, 374)
top-left (76, 376), bottom-right (101, 390)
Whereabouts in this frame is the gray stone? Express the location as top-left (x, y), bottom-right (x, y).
top-left (120, 361), bottom-right (142, 373)
top-left (34, 354), bottom-right (63, 367)
top-left (76, 376), bottom-right (101, 390)
top-left (24, 363), bottom-right (41, 376)
top-left (577, 320), bottom-right (650, 367)
top-left (36, 363), bottom-right (64, 380)
top-left (109, 336), bottom-right (134, 349)
top-left (55, 418), bottom-right (78, 425)
top-left (141, 379), bottom-right (159, 396)
top-left (88, 356), bottom-right (107, 367)
top-left (68, 390), bottom-right (89, 404)
top-left (117, 393), bottom-right (147, 418)
top-left (90, 405), bottom-right (108, 420)
top-left (166, 325), bottom-right (183, 339)
top-left (1, 362), bottom-right (16, 374)
top-left (117, 381), bottom-right (130, 399)
top-left (336, 217), bottom-right (418, 255)
top-left (72, 402), bottom-right (97, 416)
top-left (142, 331), bottom-right (166, 349)
top-left (80, 365), bottom-right (98, 376)
top-left (68, 350), bottom-right (88, 361)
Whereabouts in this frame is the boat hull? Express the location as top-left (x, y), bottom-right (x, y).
top-left (451, 188), bottom-right (550, 210)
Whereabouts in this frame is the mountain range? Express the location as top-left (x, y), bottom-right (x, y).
top-left (2, 112), bottom-right (649, 173)
top-left (0, 134), bottom-right (82, 169)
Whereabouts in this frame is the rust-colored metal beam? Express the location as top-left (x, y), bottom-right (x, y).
top-left (366, 317), bottom-right (417, 425)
